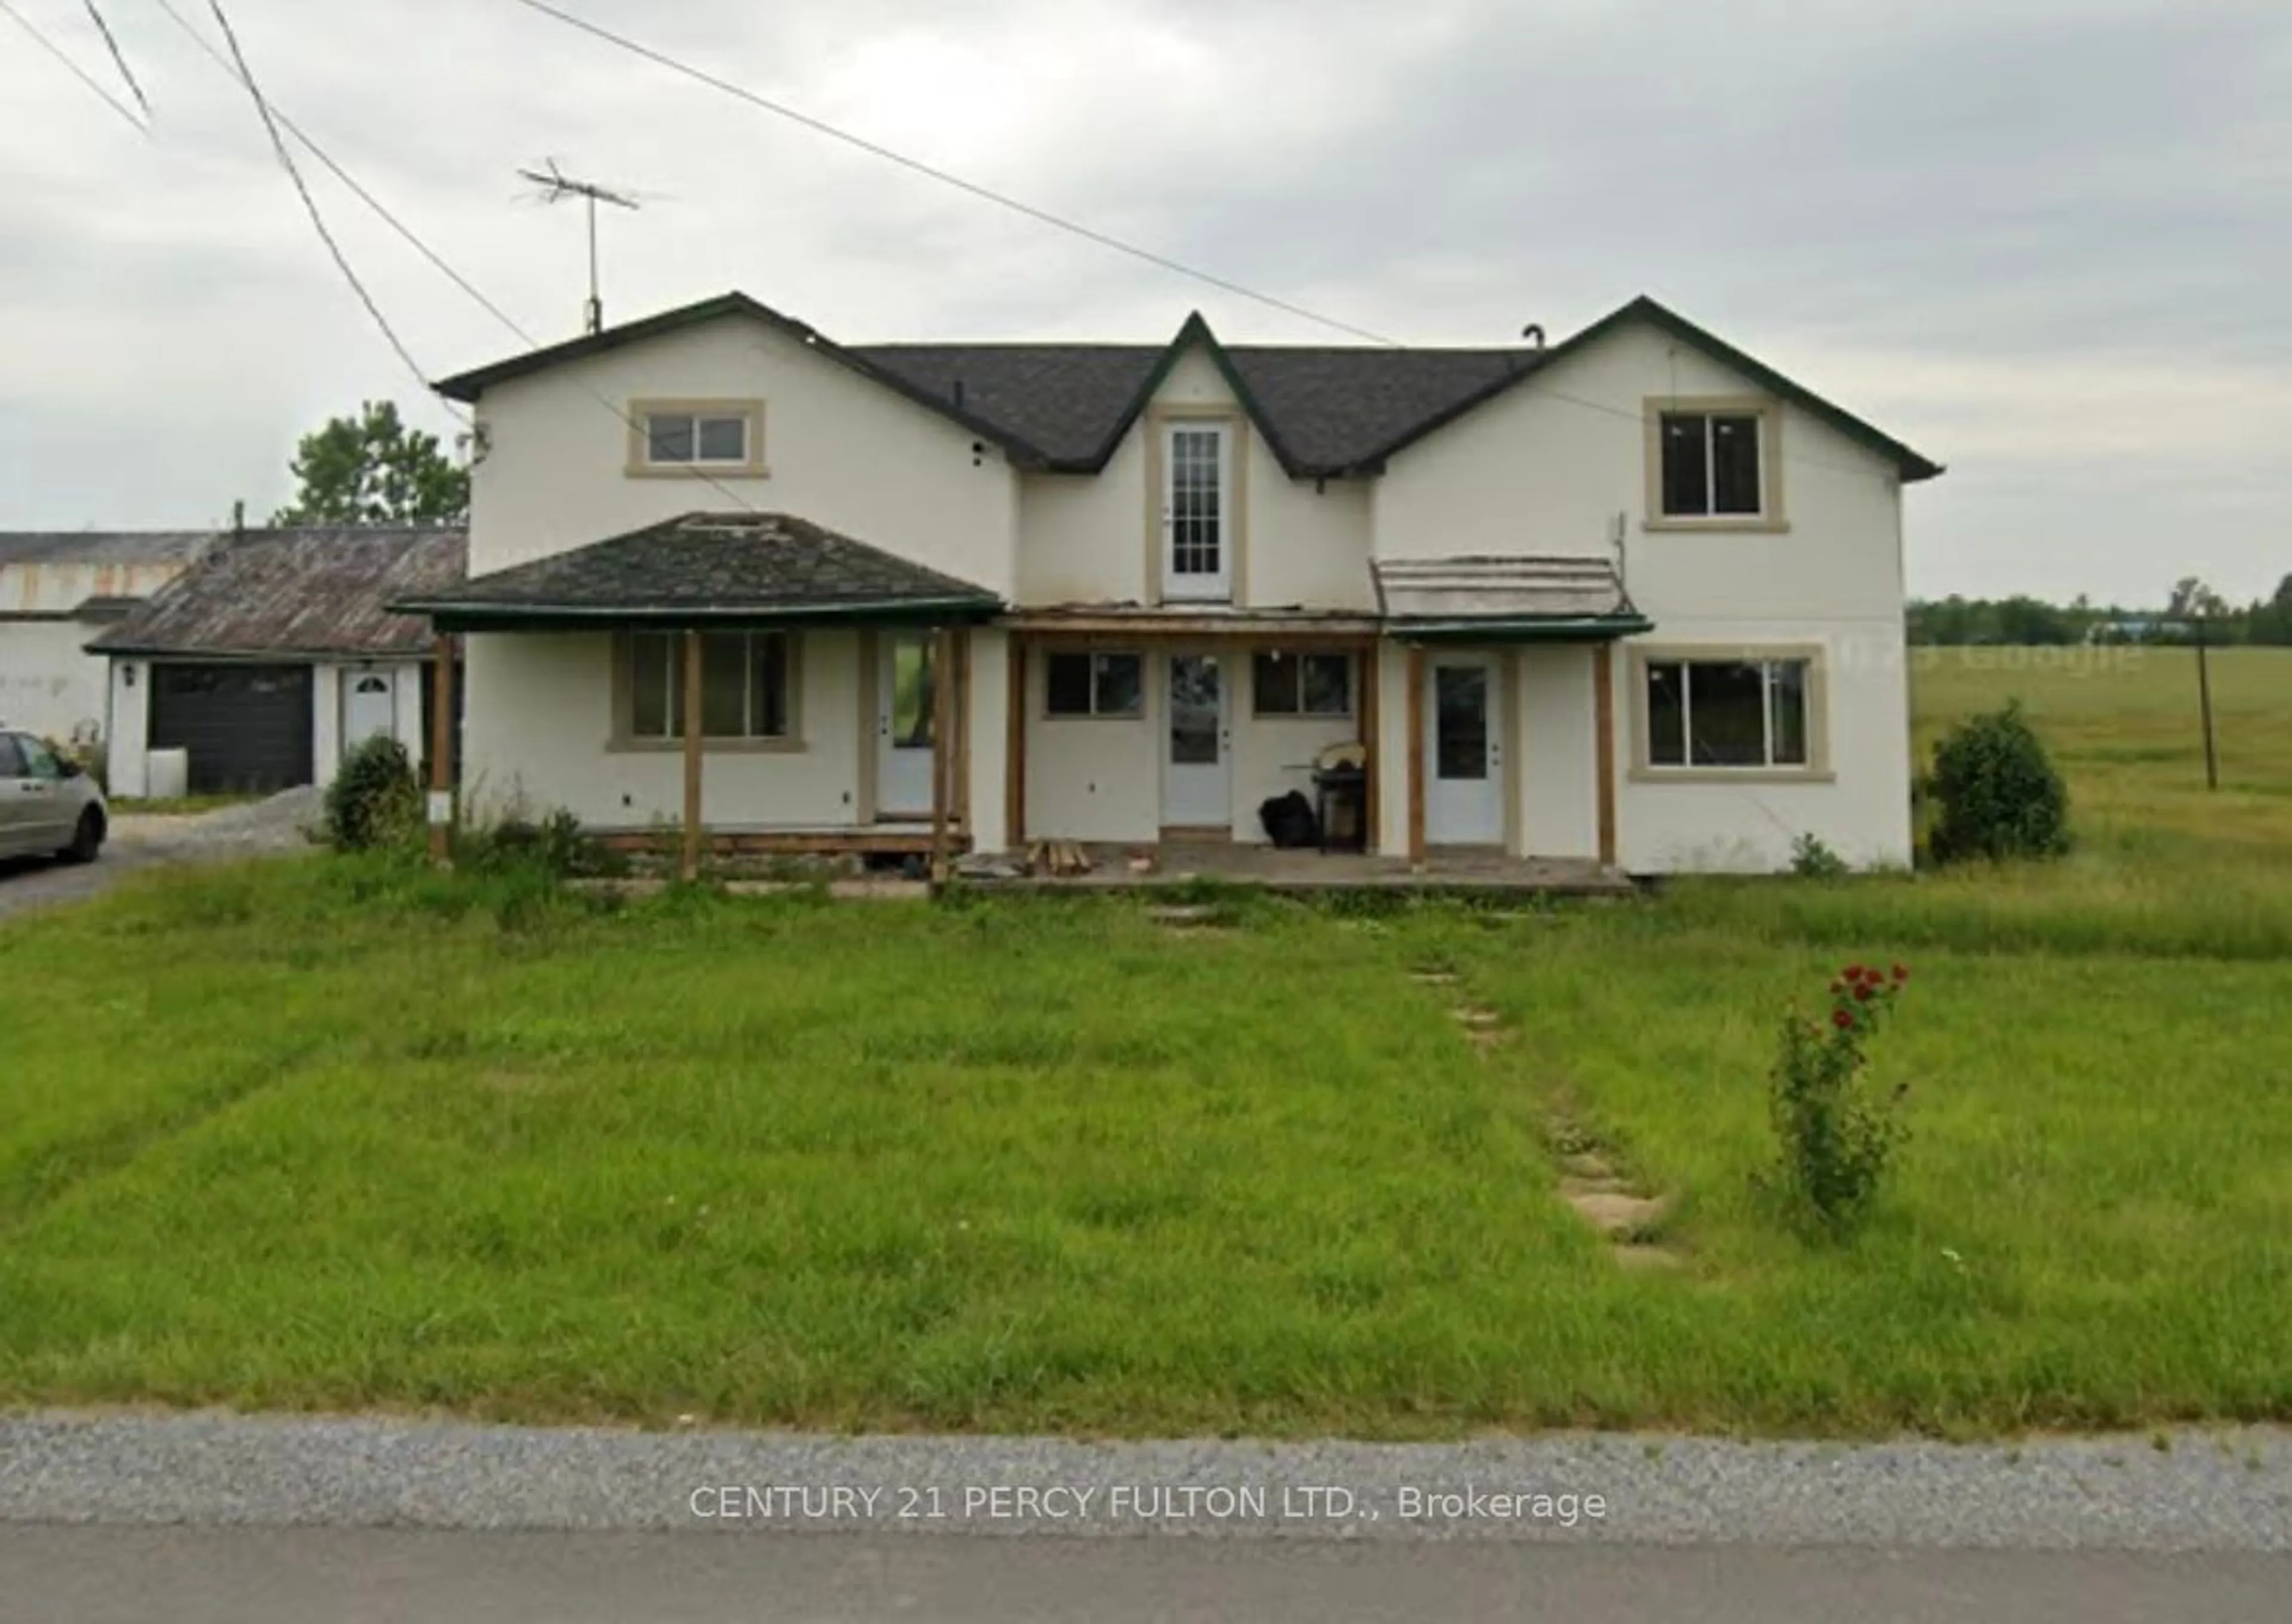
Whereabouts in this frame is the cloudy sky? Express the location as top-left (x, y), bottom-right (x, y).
top-left (3, 0), bottom-right (2286, 603)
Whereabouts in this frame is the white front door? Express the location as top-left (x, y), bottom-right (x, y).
top-left (1160, 652), bottom-right (1230, 829)
top-left (876, 631), bottom-right (936, 818)
top-left (1160, 422), bottom-right (1233, 602)
top-left (341, 671), bottom-right (396, 754)
top-left (1425, 653), bottom-right (1504, 845)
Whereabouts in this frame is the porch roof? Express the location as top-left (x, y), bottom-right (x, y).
top-left (1372, 555), bottom-right (1653, 643)
top-left (390, 512), bottom-right (1003, 632)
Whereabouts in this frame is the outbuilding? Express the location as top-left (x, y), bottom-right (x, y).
top-left (92, 525), bottom-right (466, 797)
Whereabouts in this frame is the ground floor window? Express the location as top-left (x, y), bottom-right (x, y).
top-left (629, 630), bottom-right (791, 740)
top-left (1643, 655), bottom-right (1811, 769)
top-left (1251, 651), bottom-right (1352, 717)
top-left (1045, 651), bottom-right (1145, 718)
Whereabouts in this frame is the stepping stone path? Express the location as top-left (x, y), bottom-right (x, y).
top-left (1412, 963), bottom-right (1687, 1271)
top-left (1148, 905), bottom-right (1230, 932)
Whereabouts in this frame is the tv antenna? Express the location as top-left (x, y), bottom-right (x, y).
top-left (518, 159), bottom-right (640, 334)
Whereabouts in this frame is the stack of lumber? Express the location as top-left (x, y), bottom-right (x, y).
top-left (1026, 839), bottom-right (1095, 878)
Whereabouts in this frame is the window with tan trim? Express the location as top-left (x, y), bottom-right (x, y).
top-left (1628, 645), bottom-right (1830, 779)
top-left (612, 630), bottom-right (800, 749)
top-left (1643, 396), bottom-right (1785, 530)
top-left (626, 399), bottom-right (767, 477)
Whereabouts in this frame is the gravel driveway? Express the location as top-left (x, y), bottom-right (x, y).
top-left (0, 788), bottom-right (319, 923)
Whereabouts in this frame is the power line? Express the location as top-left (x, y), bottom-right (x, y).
top-left (81, 0), bottom-right (150, 116)
top-left (158, 1), bottom-right (777, 517)
top-left (199, 0), bottom-right (464, 421)
top-left (499, 0), bottom-right (1402, 348)
top-left (494, 0), bottom-right (1899, 486)
top-left (0, 0), bottom-right (148, 132)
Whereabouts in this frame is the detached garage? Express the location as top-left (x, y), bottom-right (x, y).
top-left (92, 525), bottom-right (466, 799)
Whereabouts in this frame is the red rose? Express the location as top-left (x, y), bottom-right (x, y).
top-left (1844, 964), bottom-right (1867, 981)
top-left (1854, 984), bottom-right (1874, 1001)
top-left (1832, 1009), bottom-right (1854, 1030)
top-left (1891, 963), bottom-right (1909, 984)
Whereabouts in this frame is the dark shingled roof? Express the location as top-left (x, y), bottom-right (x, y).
top-left (91, 526), bottom-right (468, 659)
top-left (431, 292), bottom-right (1942, 483)
top-left (0, 530), bottom-right (217, 568)
top-left (392, 513), bottom-right (1001, 630)
top-left (848, 341), bottom-right (1532, 473)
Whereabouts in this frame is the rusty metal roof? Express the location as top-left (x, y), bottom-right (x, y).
top-left (0, 530), bottom-right (219, 568)
top-left (91, 526), bottom-right (468, 659)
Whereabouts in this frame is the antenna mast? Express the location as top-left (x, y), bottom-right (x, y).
top-left (518, 159), bottom-right (640, 334)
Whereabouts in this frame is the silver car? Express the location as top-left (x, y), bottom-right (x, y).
top-left (0, 728), bottom-right (106, 864)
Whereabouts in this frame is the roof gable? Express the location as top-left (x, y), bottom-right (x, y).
top-left (432, 291), bottom-right (1939, 486)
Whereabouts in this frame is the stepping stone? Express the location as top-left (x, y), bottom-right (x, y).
top-left (1563, 1189), bottom-right (1674, 1238)
top-left (1613, 1243), bottom-right (1686, 1272)
top-left (1558, 1175), bottom-right (1634, 1199)
top-left (1450, 1007), bottom-right (1501, 1028)
top-left (1561, 1151), bottom-right (1616, 1181)
top-left (1410, 969), bottom-right (1459, 985)
top-left (1150, 905), bottom-right (1218, 925)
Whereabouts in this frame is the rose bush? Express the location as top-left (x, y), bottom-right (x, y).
top-left (1763, 960), bottom-right (1912, 1236)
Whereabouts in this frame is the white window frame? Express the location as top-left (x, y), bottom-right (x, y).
top-left (1160, 420), bottom-right (1233, 602)
top-left (626, 399), bottom-right (767, 478)
top-left (1043, 651), bottom-right (1145, 719)
top-left (1643, 396), bottom-right (1786, 531)
top-left (1640, 655), bottom-right (1815, 774)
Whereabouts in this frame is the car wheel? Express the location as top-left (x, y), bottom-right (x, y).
top-left (61, 808), bottom-right (105, 864)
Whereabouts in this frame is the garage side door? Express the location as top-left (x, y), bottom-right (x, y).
top-left (149, 664), bottom-right (315, 795)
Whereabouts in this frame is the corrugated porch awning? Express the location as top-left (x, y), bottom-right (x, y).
top-left (1371, 555), bottom-right (1652, 642)
top-left (389, 512), bottom-right (1004, 632)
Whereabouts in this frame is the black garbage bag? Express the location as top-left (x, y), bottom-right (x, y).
top-left (1259, 790), bottom-right (1320, 849)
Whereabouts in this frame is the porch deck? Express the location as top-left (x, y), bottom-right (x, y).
top-left (976, 841), bottom-right (1639, 897)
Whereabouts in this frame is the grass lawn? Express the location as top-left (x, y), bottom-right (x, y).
top-left (0, 648), bottom-right (2286, 1439)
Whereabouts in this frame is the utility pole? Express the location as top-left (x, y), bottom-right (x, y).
top-left (517, 159), bottom-right (640, 335)
top-left (2195, 609), bottom-right (2219, 792)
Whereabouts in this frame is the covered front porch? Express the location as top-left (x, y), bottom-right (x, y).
top-left (970, 837), bottom-right (1635, 896)
top-left (393, 511), bottom-right (1009, 879)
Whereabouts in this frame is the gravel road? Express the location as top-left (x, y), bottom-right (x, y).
top-left (2, 1412), bottom-right (2285, 1551)
top-left (0, 788), bottom-right (316, 922)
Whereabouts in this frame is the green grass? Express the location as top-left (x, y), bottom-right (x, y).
top-left (0, 648), bottom-right (2285, 1438)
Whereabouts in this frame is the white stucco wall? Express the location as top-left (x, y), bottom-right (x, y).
top-left (964, 627), bottom-right (1011, 853)
top-left (467, 314), bottom-right (1021, 595)
top-left (1015, 343), bottom-right (1373, 611)
top-left (1022, 653), bottom-right (1159, 844)
top-left (0, 620), bottom-right (110, 744)
top-left (1516, 645), bottom-right (1599, 861)
top-left (1612, 618), bottom-right (1913, 874)
top-left (1, 557), bottom-right (187, 745)
top-left (461, 630), bottom-right (865, 831)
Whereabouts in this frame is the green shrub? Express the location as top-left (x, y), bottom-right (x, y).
top-left (324, 735), bottom-right (421, 852)
top-left (1789, 833), bottom-right (1849, 879)
top-left (454, 805), bottom-right (623, 880)
top-left (1762, 961), bottom-right (1913, 1237)
top-left (1927, 701), bottom-right (2072, 863)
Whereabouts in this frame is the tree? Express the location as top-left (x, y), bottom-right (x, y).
top-left (272, 400), bottom-right (469, 526)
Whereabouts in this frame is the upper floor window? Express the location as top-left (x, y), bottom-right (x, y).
top-left (1641, 655), bottom-right (1812, 771)
top-left (1660, 412), bottom-right (1762, 518)
top-left (626, 630), bottom-right (792, 742)
top-left (628, 400), bottom-right (766, 477)
top-left (1160, 420), bottom-right (1233, 601)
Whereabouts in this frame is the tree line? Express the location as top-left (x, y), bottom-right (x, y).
top-left (1909, 576), bottom-right (2292, 647)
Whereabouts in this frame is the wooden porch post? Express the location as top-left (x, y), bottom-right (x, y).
top-left (1358, 637), bottom-right (1381, 854)
top-left (1404, 642), bottom-right (1427, 866)
top-left (951, 628), bottom-right (972, 834)
top-left (427, 631), bottom-right (454, 868)
top-left (1005, 635), bottom-right (1027, 848)
top-left (680, 628), bottom-right (704, 882)
top-left (929, 625), bottom-right (956, 879)
top-left (1593, 642), bottom-right (1618, 870)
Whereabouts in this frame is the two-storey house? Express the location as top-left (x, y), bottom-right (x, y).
top-left (398, 292), bottom-right (1942, 874)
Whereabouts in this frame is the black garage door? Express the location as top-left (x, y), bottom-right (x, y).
top-left (149, 664), bottom-right (315, 795)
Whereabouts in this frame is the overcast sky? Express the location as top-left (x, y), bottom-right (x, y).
top-left (3, 0), bottom-right (2286, 603)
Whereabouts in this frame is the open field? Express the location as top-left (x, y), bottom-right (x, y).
top-left (0, 649), bottom-right (2285, 1439)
